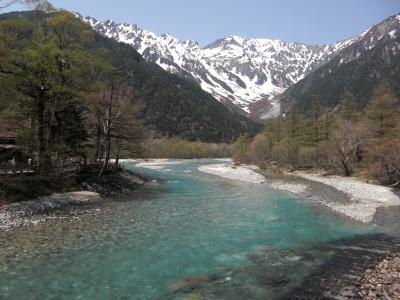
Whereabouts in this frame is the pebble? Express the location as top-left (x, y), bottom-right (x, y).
top-left (358, 253), bottom-right (400, 299)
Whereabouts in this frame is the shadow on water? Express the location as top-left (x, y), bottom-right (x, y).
top-left (285, 234), bottom-right (400, 299)
top-left (161, 234), bottom-right (400, 300)
top-left (1, 161), bottom-right (399, 300)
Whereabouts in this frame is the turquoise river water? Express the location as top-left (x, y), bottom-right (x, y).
top-left (0, 160), bottom-right (379, 299)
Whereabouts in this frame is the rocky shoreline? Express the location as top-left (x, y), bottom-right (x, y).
top-left (0, 167), bottom-right (147, 230)
top-left (1, 159), bottom-right (399, 298)
top-left (359, 253), bottom-right (400, 299)
top-left (292, 171), bottom-right (400, 223)
top-left (78, 165), bottom-right (147, 195)
top-left (197, 160), bottom-right (400, 224)
top-left (284, 234), bottom-right (400, 299)
top-left (0, 191), bottom-right (101, 230)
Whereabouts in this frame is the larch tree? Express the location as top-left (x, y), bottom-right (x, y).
top-left (340, 90), bottom-right (361, 122)
top-left (233, 135), bottom-right (249, 164)
top-left (96, 70), bottom-right (144, 178)
top-left (365, 84), bottom-right (400, 183)
top-left (112, 99), bottom-right (144, 166)
top-left (365, 84), bottom-right (399, 139)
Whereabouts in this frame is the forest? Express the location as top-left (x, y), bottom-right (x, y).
top-left (1, 8), bottom-right (399, 191)
top-left (0, 11), bottom-right (144, 178)
top-left (234, 85), bottom-right (400, 186)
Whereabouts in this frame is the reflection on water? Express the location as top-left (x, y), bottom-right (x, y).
top-left (0, 160), bottom-right (385, 299)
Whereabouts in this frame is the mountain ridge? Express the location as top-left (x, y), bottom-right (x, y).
top-left (0, 10), bottom-right (261, 143)
top-left (79, 13), bottom-right (379, 118)
top-left (279, 13), bottom-right (400, 114)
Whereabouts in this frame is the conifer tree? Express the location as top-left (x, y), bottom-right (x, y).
top-left (0, 12), bottom-right (107, 174)
top-left (365, 84), bottom-right (399, 139)
top-left (341, 90), bottom-right (361, 122)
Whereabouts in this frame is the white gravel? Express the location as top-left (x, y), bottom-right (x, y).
top-left (267, 181), bottom-right (308, 194)
top-left (198, 162), bottom-right (400, 223)
top-left (119, 159), bottom-right (184, 170)
top-left (0, 192), bottom-right (101, 230)
top-left (199, 163), bottom-right (308, 194)
top-left (293, 172), bottom-right (400, 223)
top-left (199, 164), bottom-right (266, 184)
top-left (125, 159), bottom-right (400, 223)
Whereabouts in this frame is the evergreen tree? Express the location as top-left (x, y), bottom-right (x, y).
top-left (0, 12), bottom-right (107, 174)
top-left (112, 100), bottom-right (144, 166)
top-left (284, 105), bottom-right (307, 169)
top-left (233, 135), bottom-right (249, 163)
top-left (365, 84), bottom-right (399, 139)
top-left (341, 90), bottom-right (361, 122)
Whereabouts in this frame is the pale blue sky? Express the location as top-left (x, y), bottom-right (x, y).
top-left (5, 0), bottom-right (400, 46)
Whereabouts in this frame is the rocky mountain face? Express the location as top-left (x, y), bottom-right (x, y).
top-left (279, 13), bottom-right (400, 114)
top-left (80, 12), bottom-right (400, 118)
top-left (0, 10), bottom-right (262, 143)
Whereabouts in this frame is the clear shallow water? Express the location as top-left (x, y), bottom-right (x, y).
top-left (0, 160), bottom-right (375, 299)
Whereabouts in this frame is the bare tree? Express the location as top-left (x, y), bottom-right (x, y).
top-left (112, 99), bottom-right (143, 166)
top-left (249, 134), bottom-right (270, 169)
top-left (97, 75), bottom-right (118, 179)
top-left (97, 71), bottom-right (137, 178)
top-left (367, 139), bottom-right (400, 186)
top-left (327, 121), bottom-right (366, 176)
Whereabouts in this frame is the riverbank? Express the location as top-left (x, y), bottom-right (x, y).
top-left (359, 252), bottom-right (400, 299)
top-left (198, 160), bottom-right (400, 223)
top-left (0, 191), bottom-right (102, 230)
top-left (0, 158), bottom-right (398, 299)
top-left (291, 171), bottom-right (400, 223)
top-left (0, 165), bottom-right (147, 206)
top-left (117, 159), bottom-right (185, 170)
top-left (0, 166), bottom-right (147, 230)
top-left (198, 163), bottom-right (267, 184)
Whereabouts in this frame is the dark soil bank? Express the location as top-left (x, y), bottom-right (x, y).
top-left (77, 165), bottom-right (147, 195)
top-left (0, 165), bottom-right (147, 206)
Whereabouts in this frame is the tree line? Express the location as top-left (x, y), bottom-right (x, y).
top-left (234, 84), bottom-right (400, 186)
top-left (144, 137), bottom-right (233, 159)
top-left (0, 11), bottom-right (144, 178)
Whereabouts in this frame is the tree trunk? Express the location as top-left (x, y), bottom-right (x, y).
top-left (37, 90), bottom-right (47, 175)
top-left (98, 84), bottom-right (114, 179)
top-left (94, 117), bottom-right (102, 163)
top-left (341, 159), bottom-right (351, 177)
top-left (115, 137), bottom-right (121, 167)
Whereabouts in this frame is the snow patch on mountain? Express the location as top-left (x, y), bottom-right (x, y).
top-left (80, 13), bottom-right (399, 117)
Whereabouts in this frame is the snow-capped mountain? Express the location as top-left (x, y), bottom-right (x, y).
top-left (80, 13), bottom-right (398, 118)
top-left (279, 13), bottom-right (400, 114)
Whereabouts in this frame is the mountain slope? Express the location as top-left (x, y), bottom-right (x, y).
top-left (0, 11), bottom-right (261, 143)
top-left (81, 15), bottom-right (368, 117)
top-left (279, 13), bottom-right (400, 114)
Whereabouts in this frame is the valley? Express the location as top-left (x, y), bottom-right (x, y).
top-left (0, 2), bottom-right (399, 300)
top-left (82, 13), bottom-right (400, 118)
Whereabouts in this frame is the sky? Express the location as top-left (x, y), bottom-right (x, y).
top-left (5, 0), bottom-right (400, 46)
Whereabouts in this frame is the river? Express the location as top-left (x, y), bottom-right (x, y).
top-left (1, 160), bottom-right (396, 299)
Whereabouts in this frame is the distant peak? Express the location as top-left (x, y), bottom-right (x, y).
top-left (229, 35), bottom-right (245, 41)
top-left (225, 35), bottom-right (246, 44)
top-left (83, 15), bottom-right (98, 23)
top-left (161, 33), bottom-right (172, 38)
top-left (203, 35), bottom-right (246, 49)
top-left (104, 19), bottom-right (115, 25)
